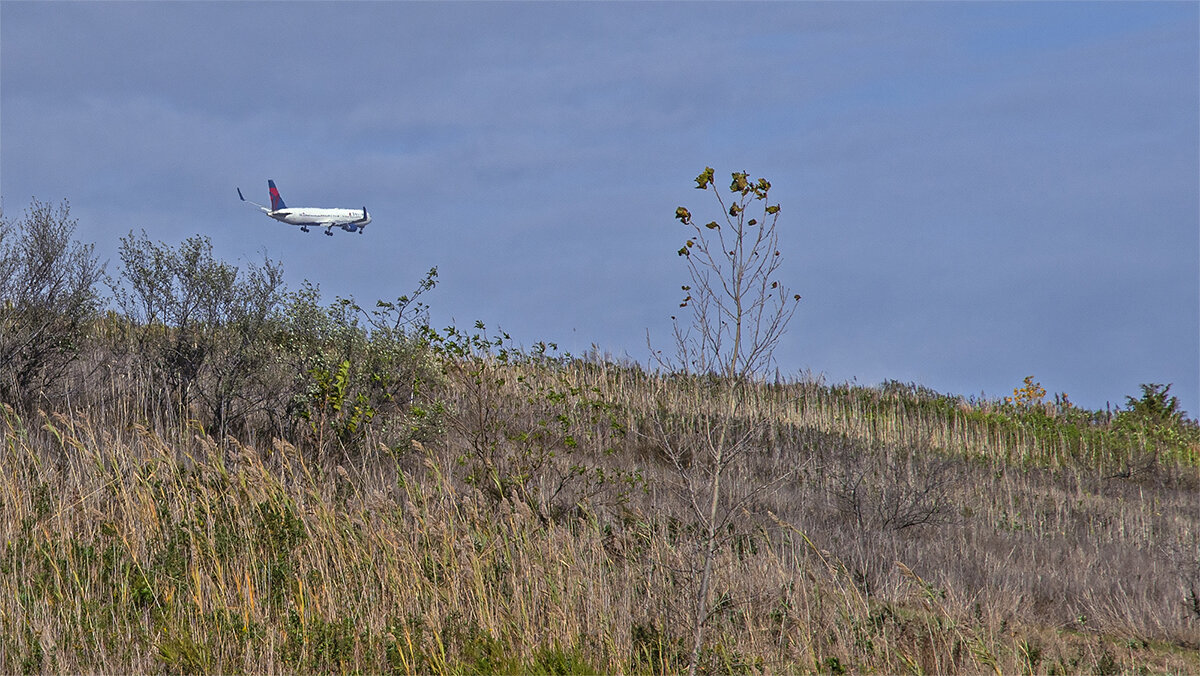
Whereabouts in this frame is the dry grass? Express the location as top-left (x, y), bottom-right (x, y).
top-left (1, 349), bottom-right (1197, 674)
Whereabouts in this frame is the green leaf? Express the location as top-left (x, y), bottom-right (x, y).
top-left (675, 206), bottom-right (692, 224)
top-left (730, 171), bottom-right (749, 193)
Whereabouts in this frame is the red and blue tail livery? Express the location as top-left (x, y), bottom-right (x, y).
top-left (268, 179), bottom-right (287, 211)
top-left (237, 180), bottom-right (371, 236)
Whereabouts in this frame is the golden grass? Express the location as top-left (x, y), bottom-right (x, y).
top-left (1, 351), bottom-right (1197, 674)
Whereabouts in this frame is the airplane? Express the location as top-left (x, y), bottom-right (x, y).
top-left (238, 179), bottom-right (370, 236)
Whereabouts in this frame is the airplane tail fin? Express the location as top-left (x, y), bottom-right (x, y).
top-left (268, 180), bottom-right (287, 211)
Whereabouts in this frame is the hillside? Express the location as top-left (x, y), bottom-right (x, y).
top-left (3, 329), bottom-right (1198, 673)
top-left (1, 205), bottom-right (1198, 673)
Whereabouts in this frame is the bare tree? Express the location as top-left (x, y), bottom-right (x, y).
top-left (668, 167), bottom-right (801, 381)
top-left (653, 168), bottom-right (801, 675)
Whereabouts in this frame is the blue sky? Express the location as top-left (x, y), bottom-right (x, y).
top-left (3, 1), bottom-right (1197, 416)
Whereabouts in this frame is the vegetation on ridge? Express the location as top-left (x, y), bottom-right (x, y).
top-left (0, 188), bottom-right (1197, 674)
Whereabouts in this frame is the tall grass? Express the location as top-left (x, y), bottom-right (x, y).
top-left (2, 342), bottom-right (1197, 673)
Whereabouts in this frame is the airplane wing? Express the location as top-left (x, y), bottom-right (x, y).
top-left (323, 213), bottom-right (369, 228)
top-left (237, 187), bottom-right (271, 212)
top-left (322, 213), bottom-right (368, 228)
top-left (318, 213), bottom-right (369, 236)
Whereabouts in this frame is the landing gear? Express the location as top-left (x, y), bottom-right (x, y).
top-left (300, 226), bottom-right (310, 233)
top-left (324, 229), bottom-right (334, 237)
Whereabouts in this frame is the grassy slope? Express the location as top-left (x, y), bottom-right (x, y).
top-left (1, 351), bottom-right (1198, 674)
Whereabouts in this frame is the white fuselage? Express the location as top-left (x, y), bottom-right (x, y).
top-left (268, 207), bottom-right (370, 227)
